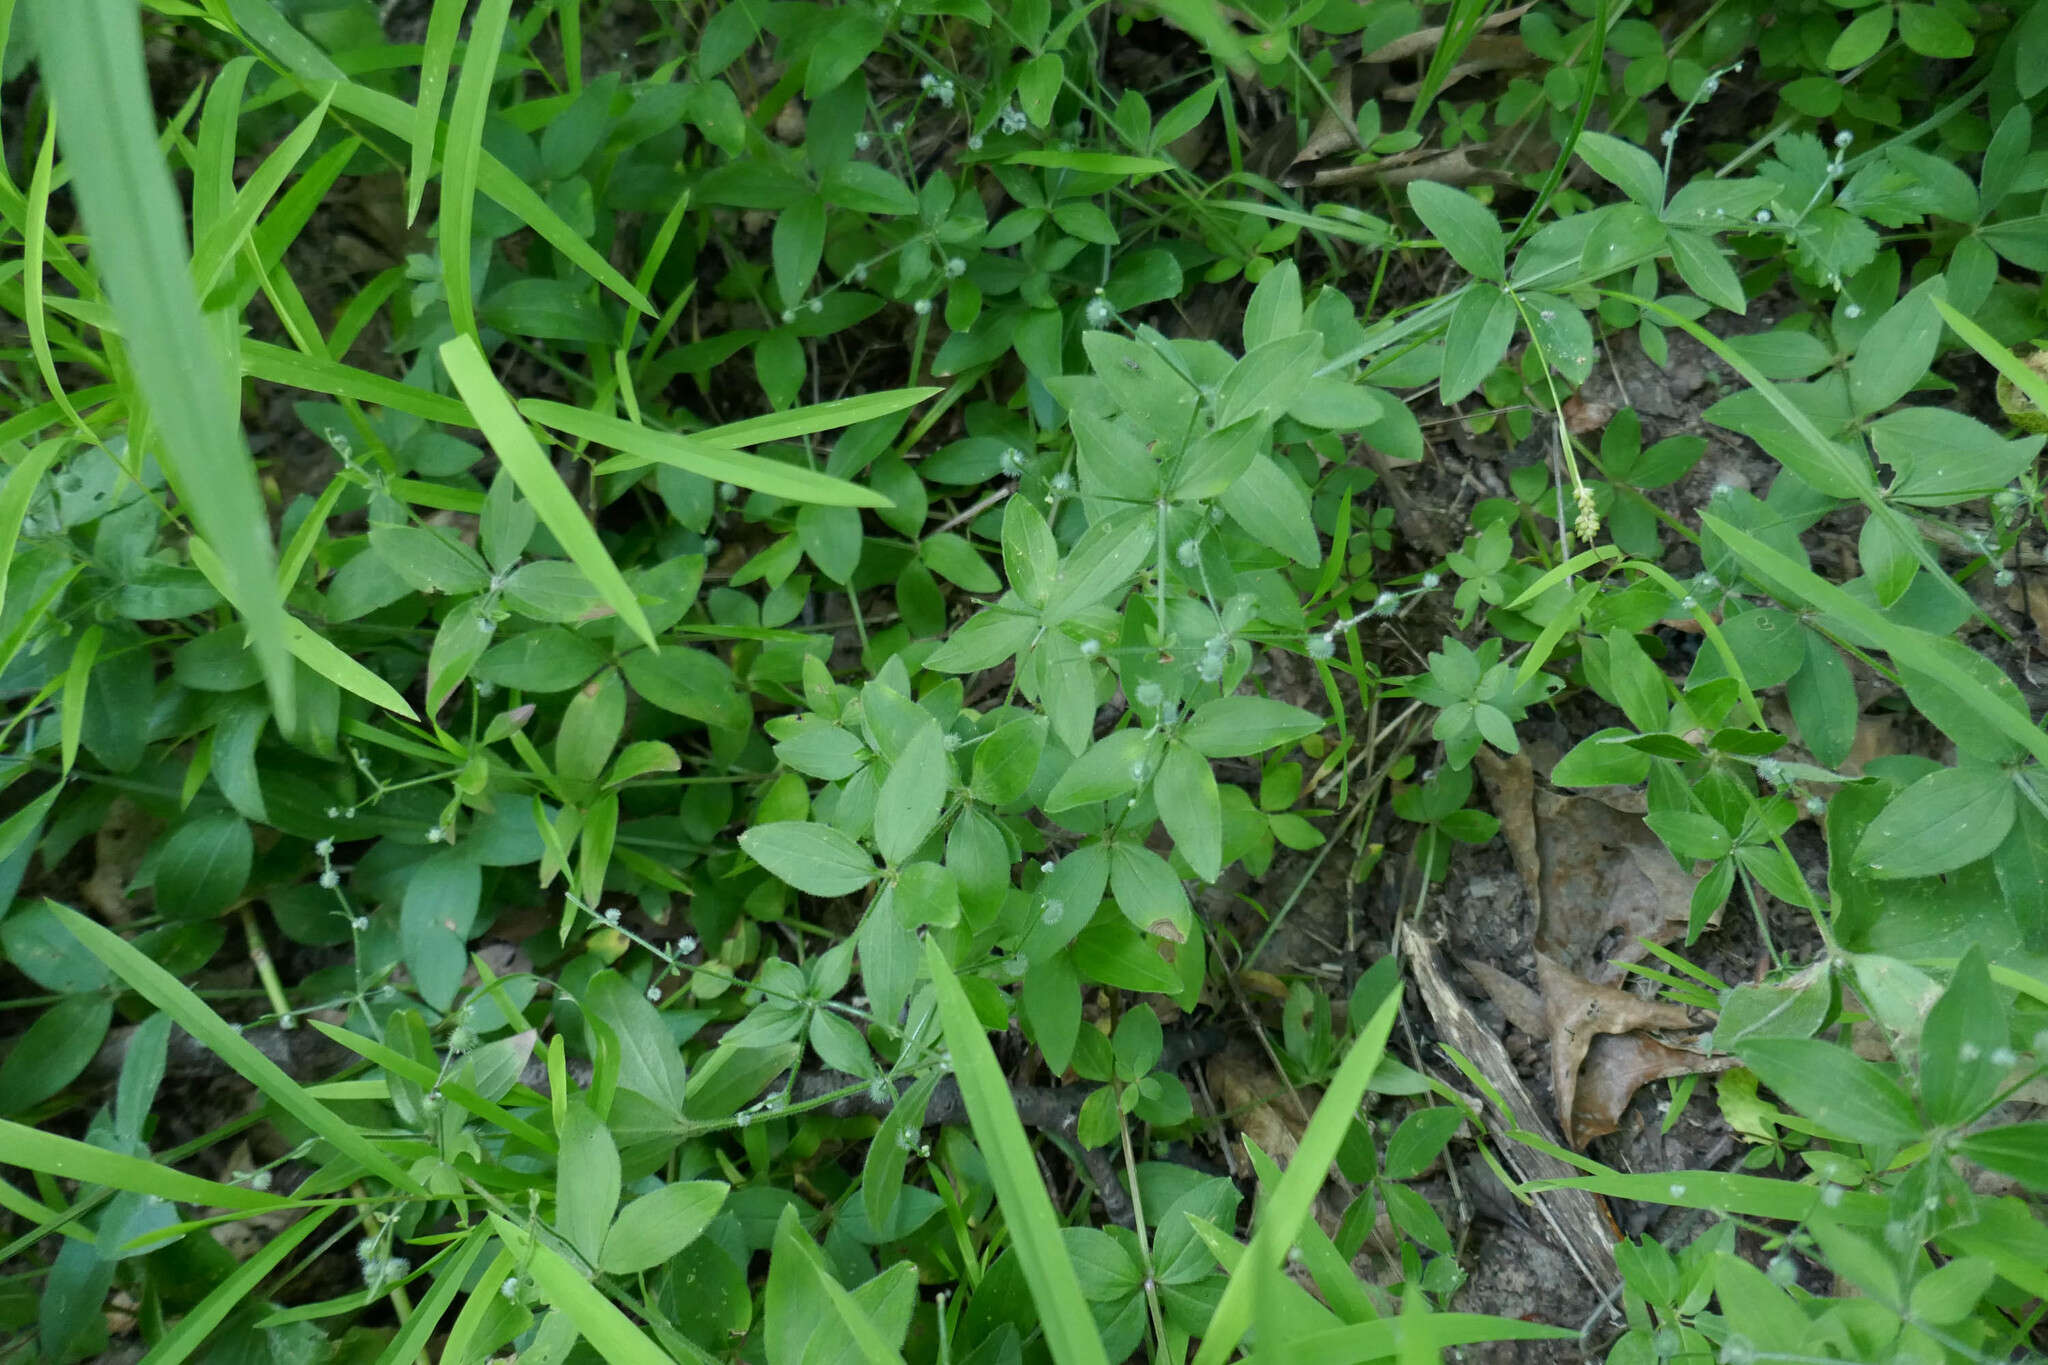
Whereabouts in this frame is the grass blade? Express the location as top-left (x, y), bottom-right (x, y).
top-left (438, 0), bottom-right (511, 345)
top-left (691, 386), bottom-right (943, 450)
top-left (242, 338), bottom-right (474, 427)
top-left (32, 0), bottom-right (296, 730)
top-left (361, 1228), bottom-right (492, 1365)
top-left (25, 116), bottom-right (89, 435)
top-left (0, 1116), bottom-right (292, 1213)
top-left (529, 401), bottom-right (894, 508)
top-left (1192, 989), bottom-right (1401, 1365)
top-left (139, 1208), bottom-right (332, 1365)
top-left (48, 902), bottom-right (427, 1194)
top-left (1933, 296), bottom-right (2048, 415)
top-left (489, 1214), bottom-right (679, 1365)
top-left (440, 335), bottom-right (658, 650)
top-left (189, 91), bottom-right (331, 297)
top-left (0, 439), bottom-right (67, 616)
top-left (408, 0), bottom-right (467, 226)
top-left (925, 938), bottom-right (1110, 1365)
top-left (773, 1208), bottom-right (911, 1365)
top-left (307, 1018), bottom-right (557, 1153)
top-left (1700, 512), bottom-right (2048, 766)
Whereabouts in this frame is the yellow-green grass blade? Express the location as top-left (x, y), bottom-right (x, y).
top-left (190, 55), bottom-right (255, 239)
top-left (530, 401), bottom-right (893, 508)
top-left (0, 1117), bottom-right (294, 1212)
top-left (407, 0), bottom-right (467, 226)
top-left (438, 0), bottom-right (511, 345)
top-left (48, 902), bottom-right (428, 1194)
top-left (225, 0), bottom-right (651, 316)
top-left (489, 1214), bottom-right (679, 1365)
top-left (437, 1246), bottom-right (518, 1364)
top-left (441, 335), bottom-right (658, 649)
top-left (137, 1208), bottom-right (333, 1365)
top-left (926, 938), bottom-right (1110, 1365)
top-left (32, 0), bottom-right (297, 729)
top-left (1192, 989), bottom-right (1402, 1365)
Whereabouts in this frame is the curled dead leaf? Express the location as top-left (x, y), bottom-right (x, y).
top-left (1537, 953), bottom-right (1699, 1146)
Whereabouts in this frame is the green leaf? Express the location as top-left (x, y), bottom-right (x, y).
top-left (558, 1101), bottom-right (622, 1266)
top-left (1847, 286), bottom-right (1942, 416)
top-left (1154, 742), bottom-right (1222, 883)
top-left (1735, 1038), bottom-right (1921, 1146)
top-left (1217, 333), bottom-right (1324, 426)
top-left (490, 1215), bottom-right (676, 1365)
top-left (1667, 229), bottom-right (1746, 313)
top-left (154, 814), bottom-right (253, 920)
top-left (773, 197), bottom-right (826, 308)
top-left (1853, 765), bottom-right (2016, 881)
top-left (1550, 728), bottom-right (1653, 787)
top-left (1828, 7), bottom-right (1891, 68)
top-left (741, 822), bottom-right (878, 897)
top-left (864, 1072), bottom-right (940, 1236)
top-left (1897, 2), bottom-right (1971, 57)
top-left (1182, 696), bottom-right (1323, 758)
top-left (1406, 181), bottom-right (1504, 281)
top-left (1220, 454), bottom-right (1322, 565)
top-left (1002, 496), bottom-right (1059, 610)
top-left (48, 903), bottom-right (424, 1192)
top-left (400, 853), bottom-right (481, 1011)
top-left (1109, 843), bottom-right (1192, 940)
top-left (1573, 130), bottom-right (1664, 209)
top-left (1439, 284), bottom-right (1517, 403)
top-left (972, 715), bottom-right (1047, 806)
top-left (875, 724), bottom-right (948, 865)
top-left (440, 336), bottom-right (658, 651)
top-left (1242, 260), bottom-right (1303, 349)
top-left (1918, 947), bottom-right (2006, 1125)
top-left (1871, 408), bottom-right (2041, 506)
top-left (926, 939), bottom-right (1112, 1365)
top-left (34, 0), bottom-right (295, 726)
top-left (1047, 730), bottom-right (1153, 813)
top-left (1957, 1123), bottom-right (2048, 1192)
top-left (0, 993), bottom-right (112, 1116)
top-left (1382, 1105), bottom-right (1464, 1181)
top-left (1045, 512), bottom-right (1153, 621)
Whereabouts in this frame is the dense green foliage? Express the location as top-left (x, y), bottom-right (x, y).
top-left (2, 0), bottom-right (2048, 1361)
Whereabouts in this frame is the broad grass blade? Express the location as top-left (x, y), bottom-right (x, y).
top-left (438, 0), bottom-right (511, 344)
top-left (50, 902), bottom-right (425, 1193)
top-left (138, 1208), bottom-right (332, 1365)
top-left (529, 401), bottom-right (893, 507)
top-left (32, 0), bottom-right (296, 727)
top-left (1193, 990), bottom-right (1401, 1365)
top-left (440, 336), bottom-right (658, 650)
top-left (926, 938), bottom-right (1110, 1365)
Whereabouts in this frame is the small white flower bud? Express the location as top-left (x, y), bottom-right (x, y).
top-left (913, 298), bottom-right (932, 316)
top-left (320, 869), bottom-right (342, 890)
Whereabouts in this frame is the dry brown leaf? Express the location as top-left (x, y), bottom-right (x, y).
top-left (1383, 35), bottom-right (1536, 101)
top-left (1471, 748), bottom-right (1541, 909)
top-left (86, 797), bottom-right (158, 922)
top-left (1533, 789), bottom-right (1699, 979)
top-left (1572, 1034), bottom-right (1731, 1144)
top-left (1467, 958), bottom-right (1546, 1036)
top-left (2027, 575), bottom-right (2048, 646)
top-left (1363, 2), bottom-right (1536, 64)
top-left (1209, 1055), bottom-right (1357, 1238)
top-left (1537, 953), bottom-right (1697, 1146)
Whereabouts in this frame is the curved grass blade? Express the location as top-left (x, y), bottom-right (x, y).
top-left (48, 902), bottom-right (426, 1194)
top-left (440, 335), bottom-right (658, 650)
top-left (529, 401), bottom-right (893, 508)
top-left (1616, 290), bottom-right (1985, 633)
top-left (1934, 296), bottom-right (2048, 415)
top-left (32, 0), bottom-right (296, 729)
top-left (189, 92), bottom-right (331, 298)
top-left (1192, 989), bottom-right (1402, 1365)
top-left (1700, 512), bottom-right (2048, 766)
top-left (438, 0), bottom-right (511, 345)
top-left (138, 1208), bottom-right (332, 1365)
top-left (224, 0), bottom-right (650, 316)
top-left (241, 338), bottom-right (474, 427)
top-left (306, 1018), bottom-right (556, 1153)
top-left (0, 439), bottom-right (68, 616)
top-left (407, 0), bottom-right (467, 226)
top-left (926, 938), bottom-right (1110, 1365)
top-left (0, 1117), bottom-right (292, 1213)
top-left (489, 1214), bottom-right (679, 1365)
top-left (25, 117), bottom-right (89, 436)
top-left (692, 386), bottom-right (942, 450)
